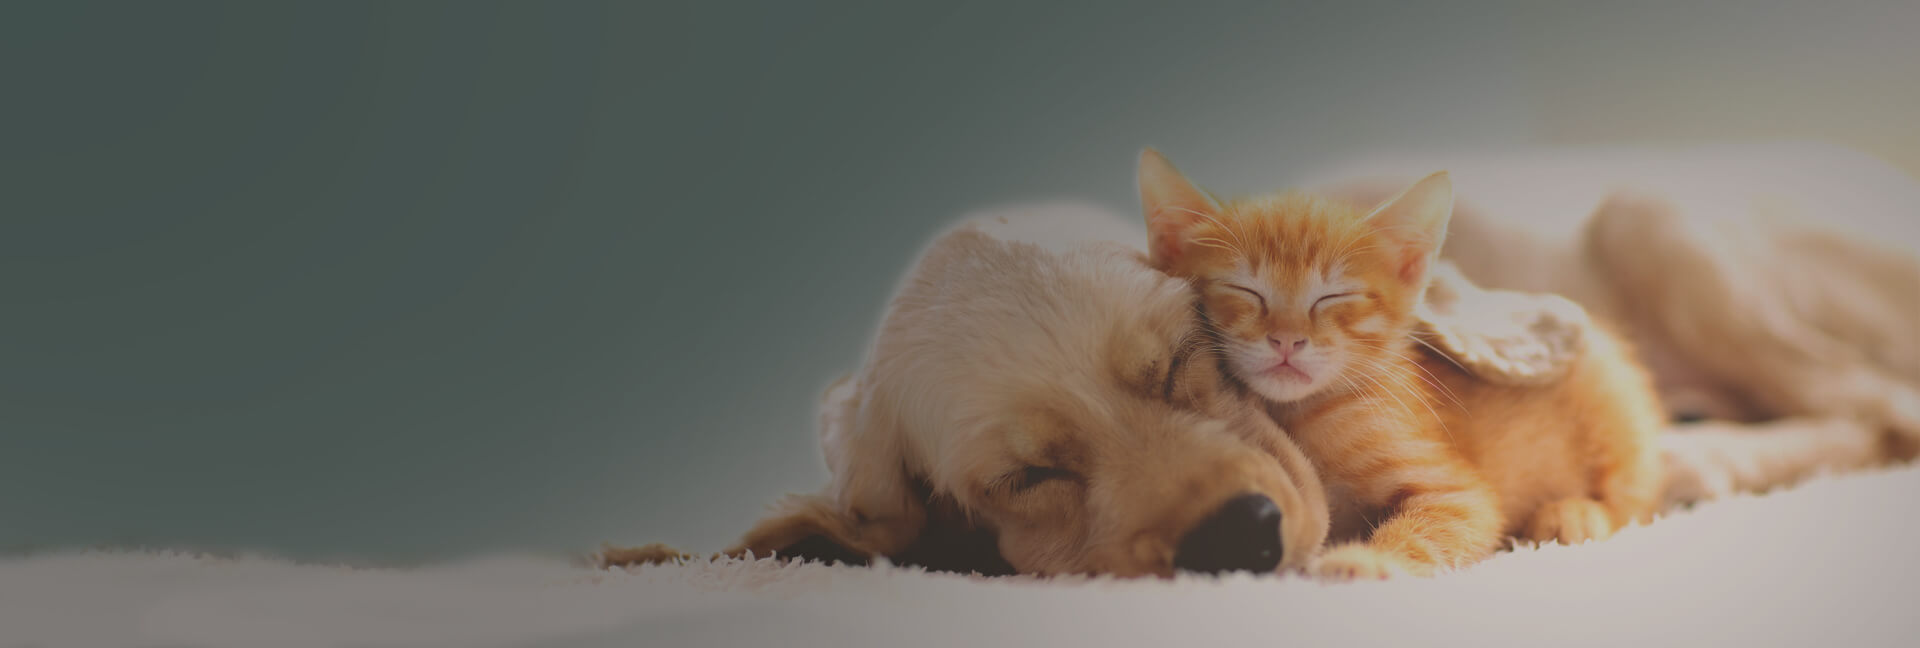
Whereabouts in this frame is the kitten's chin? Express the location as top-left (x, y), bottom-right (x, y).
top-left (1238, 362), bottom-right (1324, 403)
top-left (1230, 349), bottom-right (1329, 403)
top-left (1248, 374), bottom-right (1324, 403)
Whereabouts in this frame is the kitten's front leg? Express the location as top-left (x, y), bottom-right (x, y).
top-left (1313, 543), bottom-right (1412, 581)
top-left (1523, 497), bottom-right (1615, 545)
top-left (1313, 480), bottom-right (1503, 582)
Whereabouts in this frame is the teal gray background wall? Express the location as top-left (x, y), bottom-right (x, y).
top-left (5, 1), bottom-right (1917, 564)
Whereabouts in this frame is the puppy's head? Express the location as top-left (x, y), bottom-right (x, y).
top-left (938, 340), bottom-right (1331, 578)
top-left (734, 223), bottom-right (1330, 578)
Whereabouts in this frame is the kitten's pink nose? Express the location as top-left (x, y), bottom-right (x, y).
top-left (1268, 335), bottom-right (1307, 361)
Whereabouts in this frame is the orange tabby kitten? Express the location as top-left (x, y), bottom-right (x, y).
top-left (1137, 150), bottom-right (1664, 580)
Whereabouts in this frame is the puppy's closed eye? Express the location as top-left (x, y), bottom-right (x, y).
top-left (1003, 466), bottom-right (1078, 494)
top-left (1161, 352), bottom-right (1186, 402)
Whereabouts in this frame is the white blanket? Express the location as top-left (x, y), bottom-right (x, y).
top-left (8, 465), bottom-right (1919, 648)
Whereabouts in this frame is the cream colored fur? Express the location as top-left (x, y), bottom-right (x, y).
top-left (1308, 142), bottom-right (1920, 501)
top-left (1416, 259), bottom-right (1591, 387)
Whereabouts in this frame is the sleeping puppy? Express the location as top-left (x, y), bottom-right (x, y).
top-left (1306, 142), bottom-right (1920, 500)
top-left (648, 205), bottom-right (1332, 577)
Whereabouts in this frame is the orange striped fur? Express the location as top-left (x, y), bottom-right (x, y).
top-left (1137, 150), bottom-right (1663, 580)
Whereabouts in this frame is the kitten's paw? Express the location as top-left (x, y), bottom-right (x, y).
top-left (1524, 497), bottom-right (1616, 545)
top-left (1312, 544), bottom-right (1407, 582)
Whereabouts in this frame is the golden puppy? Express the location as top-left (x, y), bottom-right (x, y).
top-left (713, 205), bottom-right (1331, 577)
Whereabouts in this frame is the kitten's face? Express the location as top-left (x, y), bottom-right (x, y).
top-left (1135, 150), bottom-right (1453, 404)
top-left (1188, 223), bottom-right (1406, 402)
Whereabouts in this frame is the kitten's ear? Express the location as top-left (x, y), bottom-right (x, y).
top-left (1364, 171), bottom-right (1453, 285)
top-left (1137, 148), bottom-right (1220, 272)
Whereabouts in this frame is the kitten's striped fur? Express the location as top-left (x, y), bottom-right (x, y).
top-left (1139, 150), bottom-right (1663, 579)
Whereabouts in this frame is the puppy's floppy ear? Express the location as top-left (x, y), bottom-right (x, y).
top-left (1415, 260), bottom-right (1588, 386)
top-left (818, 373), bottom-right (928, 557)
top-left (726, 493), bottom-right (874, 565)
top-left (728, 374), bottom-right (929, 564)
top-left (732, 374), bottom-right (1012, 574)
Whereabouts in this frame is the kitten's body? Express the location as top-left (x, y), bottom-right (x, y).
top-left (1139, 152), bottom-right (1663, 578)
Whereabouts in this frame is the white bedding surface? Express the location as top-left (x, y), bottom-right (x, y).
top-left (8, 465), bottom-right (1920, 648)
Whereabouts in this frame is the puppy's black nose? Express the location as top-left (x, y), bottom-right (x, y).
top-left (1173, 493), bottom-right (1284, 575)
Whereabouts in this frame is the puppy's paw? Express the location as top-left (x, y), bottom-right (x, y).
top-left (1312, 544), bottom-right (1407, 582)
top-left (1660, 441), bottom-right (1735, 505)
top-left (1524, 497), bottom-right (1615, 545)
top-left (1661, 463), bottom-right (1733, 506)
top-left (595, 543), bottom-right (697, 569)
top-left (1880, 387), bottom-right (1920, 462)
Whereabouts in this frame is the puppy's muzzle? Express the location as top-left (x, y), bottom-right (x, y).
top-left (1172, 493), bottom-right (1284, 575)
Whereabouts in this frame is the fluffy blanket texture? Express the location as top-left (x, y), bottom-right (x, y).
top-left (8, 466), bottom-right (1919, 648)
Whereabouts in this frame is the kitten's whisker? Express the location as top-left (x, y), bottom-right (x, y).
top-left (1331, 244), bottom-right (1384, 273)
top-left (1344, 355), bottom-right (1454, 442)
top-left (1334, 371), bottom-right (1384, 421)
top-left (1408, 335), bottom-right (1469, 373)
top-left (1344, 362), bottom-right (1415, 422)
top-left (1173, 206), bottom-right (1251, 253)
top-left (1348, 354), bottom-right (1446, 419)
top-left (1351, 341), bottom-right (1469, 413)
top-left (1189, 238), bottom-right (1241, 255)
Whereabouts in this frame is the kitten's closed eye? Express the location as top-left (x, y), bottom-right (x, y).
top-left (1312, 292), bottom-right (1360, 314)
top-left (1223, 284), bottom-right (1268, 313)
